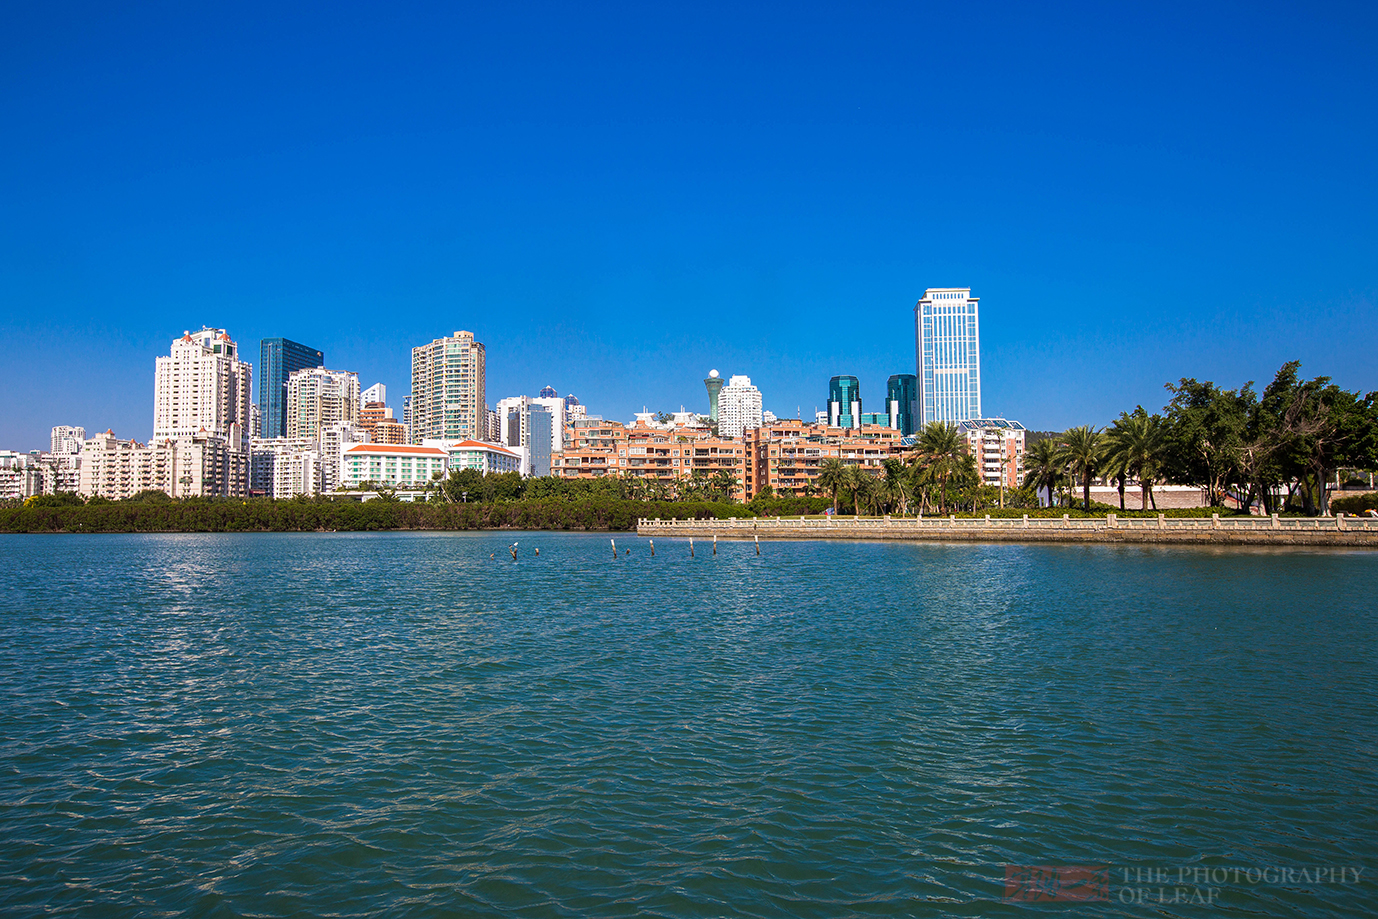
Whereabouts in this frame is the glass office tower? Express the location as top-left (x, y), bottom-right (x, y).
top-left (886, 373), bottom-right (919, 435)
top-left (258, 338), bottom-right (324, 439)
top-left (827, 375), bottom-right (861, 430)
top-left (914, 288), bottom-right (981, 425)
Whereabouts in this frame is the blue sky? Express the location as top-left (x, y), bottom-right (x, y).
top-left (2, 1), bottom-right (1375, 450)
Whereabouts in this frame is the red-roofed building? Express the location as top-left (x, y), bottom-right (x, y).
top-left (340, 443), bottom-right (448, 490)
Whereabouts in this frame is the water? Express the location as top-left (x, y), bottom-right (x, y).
top-left (1, 533), bottom-right (1374, 917)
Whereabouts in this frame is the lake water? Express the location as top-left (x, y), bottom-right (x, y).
top-left (1, 532), bottom-right (1374, 917)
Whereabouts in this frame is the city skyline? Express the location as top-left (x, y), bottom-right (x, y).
top-left (2, 4), bottom-right (1376, 451)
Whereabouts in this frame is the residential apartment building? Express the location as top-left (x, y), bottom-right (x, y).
top-left (424, 439), bottom-right (522, 475)
top-left (955, 419), bottom-right (1025, 489)
top-left (80, 430), bottom-right (247, 500)
top-left (410, 330), bottom-right (485, 442)
top-left (718, 375), bottom-right (763, 439)
top-left (551, 418), bottom-right (752, 502)
top-left (51, 426), bottom-right (86, 455)
top-left (285, 367), bottom-right (359, 439)
top-left (339, 443), bottom-right (449, 490)
top-left (915, 287), bottom-right (981, 425)
top-left (258, 338), bottom-right (323, 440)
top-left (750, 420), bottom-right (903, 497)
top-left (155, 328), bottom-right (253, 451)
top-left (361, 382), bottom-right (386, 407)
top-left (249, 437), bottom-right (321, 498)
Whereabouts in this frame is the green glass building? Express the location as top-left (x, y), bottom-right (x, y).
top-left (886, 373), bottom-right (919, 435)
top-left (827, 376), bottom-right (861, 429)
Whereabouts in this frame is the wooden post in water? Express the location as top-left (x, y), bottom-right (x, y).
top-left (713, 534), bottom-right (717, 556)
top-left (690, 537), bottom-right (695, 557)
top-left (611, 538), bottom-right (617, 559)
top-left (650, 539), bottom-right (655, 556)
top-left (754, 533), bottom-right (760, 555)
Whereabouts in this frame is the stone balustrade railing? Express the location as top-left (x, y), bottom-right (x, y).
top-left (635, 513), bottom-right (1378, 545)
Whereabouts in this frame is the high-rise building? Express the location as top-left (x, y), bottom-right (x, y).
top-left (361, 382), bottom-right (386, 407)
top-left (259, 338), bottom-right (324, 440)
top-left (51, 426), bottom-right (86, 455)
top-left (155, 328), bottom-right (253, 451)
top-left (410, 331), bottom-right (485, 442)
top-left (527, 406), bottom-right (553, 477)
top-left (886, 373), bottom-right (919, 435)
top-left (914, 287), bottom-right (981, 424)
top-left (495, 395), bottom-right (558, 475)
top-left (718, 375), bottom-right (763, 439)
top-left (285, 368), bottom-right (360, 440)
top-left (828, 376), bottom-right (861, 430)
top-left (704, 371), bottom-right (724, 422)
top-left (538, 385), bottom-right (558, 399)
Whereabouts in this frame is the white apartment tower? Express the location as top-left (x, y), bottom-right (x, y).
top-left (914, 288), bottom-right (981, 425)
top-left (410, 331), bottom-right (486, 442)
top-left (285, 368), bottom-right (360, 439)
top-left (718, 375), bottom-right (764, 439)
top-left (51, 426), bottom-right (86, 455)
top-left (154, 328), bottom-right (253, 450)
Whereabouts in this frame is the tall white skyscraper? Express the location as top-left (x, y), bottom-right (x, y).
top-left (914, 288), bottom-right (981, 425)
top-left (361, 382), bottom-right (386, 407)
top-left (718, 375), bottom-right (763, 439)
top-left (154, 328), bottom-right (253, 450)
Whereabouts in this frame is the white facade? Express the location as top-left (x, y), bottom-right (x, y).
top-left (495, 396), bottom-right (531, 449)
top-left (915, 288), bottom-right (981, 425)
top-left (424, 439), bottom-right (522, 475)
top-left (361, 382), bottom-right (386, 407)
top-left (154, 328), bottom-right (253, 451)
top-left (51, 426), bottom-right (86, 455)
top-left (285, 368), bottom-right (360, 439)
top-left (717, 375), bottom-right (763, 439)
top-left (339, 443), bottom-right (449, 490)
top-left (317, 422), bottom-right (366, 494)
top-left (250, 437), bottom-right (319, 497)
top-left (80, 431), bottom-right (248, 500)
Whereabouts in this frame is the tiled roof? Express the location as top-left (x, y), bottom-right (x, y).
top-left (344, 443), bottom-right (447, 456)
top-left (446, 440), bottom-right (520, 457)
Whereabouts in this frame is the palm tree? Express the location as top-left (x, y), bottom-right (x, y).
top-left (880, 458), bottom-right (910, 515)
top-left (910, 422), bottom-right (966, 513)
top-left (1023, 438), bottom-right (1065, 508)
top-left (1100, 441), bottom-right (1130, 510)
top-left (846, 465), bottom-right (877, 515)
top-left (817, 458), bottom-right (848, 514)
top-left (1105, 409), bottom-right (1166, 510)
top-left (1058, 425), bottom-right (1106, 512)
top-left (710, 469), bottom-right (738, 503)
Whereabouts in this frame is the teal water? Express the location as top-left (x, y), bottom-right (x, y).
top-left (1, 533), bottom-right (1374, 917)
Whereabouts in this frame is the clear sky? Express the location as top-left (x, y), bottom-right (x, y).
top-left (2, 1), bottom-right (1375, 450)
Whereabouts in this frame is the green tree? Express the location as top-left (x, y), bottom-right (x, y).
top-left (816, 458), bottom-right (848, 514)
top-left (910, 422), bottom-right (967, 513)
top-left (1162, 378), bottom-right (1255, 507)
top-left (1104, 409), bottom-right (1166, 510)
top-left (1022, 437), bottom-right (1064, 508)
top-left (1057, 425), bottom-right (1106, 512)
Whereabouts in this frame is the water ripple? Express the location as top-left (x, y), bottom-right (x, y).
top-left (1, 533), bottom-right (1375, 917)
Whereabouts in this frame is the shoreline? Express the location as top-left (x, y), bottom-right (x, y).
top-left (637, 515), bottom-right (1378, 548)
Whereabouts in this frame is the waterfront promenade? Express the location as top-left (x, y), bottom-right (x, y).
top-left (638, 513), bottom-right (1378, 547)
